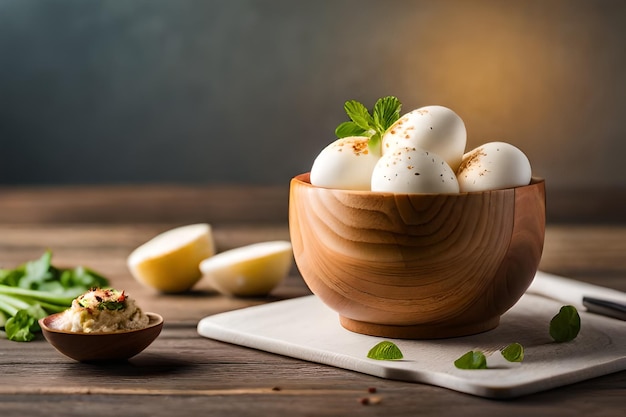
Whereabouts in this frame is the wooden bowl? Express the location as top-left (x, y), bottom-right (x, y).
top-left (39, 312), bottom-right (164, 362)
top-left (289, 173), bottom-right (545, 339)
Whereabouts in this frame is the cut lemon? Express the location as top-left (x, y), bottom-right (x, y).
top-left (127, 224), bottom-right (216, 293)
top-left (199, 241), bottom-right (292, 297)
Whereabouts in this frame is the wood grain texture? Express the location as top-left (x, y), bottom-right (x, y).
top-left (289, 173), bottom-right (546, 338)
top-left (0, 184), bottom-right (623, 225)
top-left (0, 187), bottom-right (624, 416)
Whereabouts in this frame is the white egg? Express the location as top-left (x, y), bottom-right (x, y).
top-left (371, 147), bottom-right (460, 194)
top-left (310, 136), bottom-right (379, 191)
top-left (456, 142), bottom-right (532, 192)
top-left (381, 105), bottom-right (467, 171)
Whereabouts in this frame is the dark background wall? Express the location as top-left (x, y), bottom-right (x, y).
top-left (1, 0), bottom-right (625, 190)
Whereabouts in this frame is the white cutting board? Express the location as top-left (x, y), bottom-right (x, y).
top-left (197, 287), bottom-right (626, 399)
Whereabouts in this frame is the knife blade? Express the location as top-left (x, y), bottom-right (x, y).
top-left (526, 271), bottom-right (626, 321)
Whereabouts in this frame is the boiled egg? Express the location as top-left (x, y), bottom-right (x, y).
top-left (310, 136), bottom-right (379, 190)
top-left (127, 224), bottom-right (216, 293)
top-left (199, 241), bottom-right (293, 297)
top-left (456, 141), bottom-right (532, 192)
top-left (371, 147), bottom-right (460, 194)
top-left (381, 105), bottom-right (467, 171)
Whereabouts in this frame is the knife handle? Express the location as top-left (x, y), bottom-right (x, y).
top-left (583, 296), bottom-right (626, 321)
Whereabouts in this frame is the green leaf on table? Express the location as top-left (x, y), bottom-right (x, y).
top-left (5, 305), bottom-right (47, 342)
top-left (18, 251), bottom-right (54, 289)
top-left (454, 351), bottom-right (488, 369)
top-left (367, 341), bottom-right (404, 360)
top-left (549, 305), bottom-right (581, 343)
top-left (501, 343), bottom-right (524, 362)
top-left (0, 251), bottom-right (111, 342)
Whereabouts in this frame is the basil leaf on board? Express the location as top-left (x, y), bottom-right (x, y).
top-left (550, 305), bottom-right (581, 343)
top-left (454, 351), bottom-right (488, 369)
top-left (367, 341), bottom-right (404, 360)
top-left (501, 343), bottom-right (524, 362)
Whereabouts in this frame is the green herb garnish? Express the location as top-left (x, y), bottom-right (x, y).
top-left (367, 341), bottom-right (404, 361)
top-left (0, 251), bottom-right (110, 342)
top-left (549, 305), bottom-right (581, 343)
top-left (98, 301), bottom-right (126, 311)
top-left (454, 350), bottom-right (488, 369)
top-left (335, 96), bottom-right (402, 155)
top-left (500, 343), bottom-right (524, 362)
top-left (454, 343), bottom-right (524, 369)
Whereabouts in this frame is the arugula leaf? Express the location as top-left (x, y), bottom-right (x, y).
top-left (501, 343), bottom-right (524, 362)
top-left (454, 350), bottom-right (488, 369)
top-left (550, 305), bottom-right (581, 343)
top-left (367, 341), bottom-right (404, 360)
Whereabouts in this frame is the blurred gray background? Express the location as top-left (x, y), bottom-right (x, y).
top-left (1, 0), bottom-right (625, 190)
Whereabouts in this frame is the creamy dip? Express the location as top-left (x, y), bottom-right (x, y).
top-left (58, 288), bottom-right (149, 333)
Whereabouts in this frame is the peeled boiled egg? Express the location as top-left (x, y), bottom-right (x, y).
top-left (199, 241), bottom-right (293, 297)
top-left (310, 136), bottom-right (379, 191)
top-left (456, 141), bottom-right (532, 192)
top-left (371, 147), bottom-right (460, 194)
top-left (127, 224), bottom-right (216, 293)
top-left (381, 105), bottom-right (467, 171)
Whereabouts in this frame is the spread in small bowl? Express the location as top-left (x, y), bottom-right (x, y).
top-left (56, 288), bottom-right (150, 333)
top-left (40, 288), bottom-right (163, 362)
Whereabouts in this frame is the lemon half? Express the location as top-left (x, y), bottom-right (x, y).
top-left (128, 224), bottom-right (216, 293)
top-left (199, 240), bottom-right (292, 297)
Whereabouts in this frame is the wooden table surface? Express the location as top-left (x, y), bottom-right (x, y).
top-left (0, 186), bottom-right (625, 416)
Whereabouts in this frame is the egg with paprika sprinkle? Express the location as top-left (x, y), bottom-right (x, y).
top-left (381, 105), bottom-right (466, 171)
top-left (310, 136), bottom-right (379, 191)
top-left (371, 147), bottom-right (459, 194)
top-left (456, 141), bottom-right (532, 192)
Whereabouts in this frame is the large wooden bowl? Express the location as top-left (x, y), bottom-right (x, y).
top-left (289, 173), bottom-right (545, 339)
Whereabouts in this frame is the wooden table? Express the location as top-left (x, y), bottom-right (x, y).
top-left (0, 186), bottom-right (625, 416)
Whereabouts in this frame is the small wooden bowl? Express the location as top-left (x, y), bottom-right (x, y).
top-left (39, 312), bottom-right (164, 362)
top-left (289, 173), bottom-right (545, 339)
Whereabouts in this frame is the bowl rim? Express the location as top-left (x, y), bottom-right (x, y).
top-left (291, 172), bottom-right (545, 196)
top-left (39, 312), bottom-right (163, 336)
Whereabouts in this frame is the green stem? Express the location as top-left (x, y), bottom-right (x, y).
top-left (0, 295), bottom-right (21, 316)
top-left (0, 285), bottom-right (78, 305)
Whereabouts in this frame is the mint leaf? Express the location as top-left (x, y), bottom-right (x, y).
top-left (344, 100), bottom-right (375, 131)
top-left (373, 96), bottom-right (402, 131)
top-left (501, 343), bottom-right (524, 362)
top-left (454, 351), bottom-right (487, 369)
top-left (335, 121), bottom-right (368, 138)
top-left (367, 341), bottom-right (404, 360)
top-left (550, 305), bottom-right (580, 343)
top-left (336, 96), bottom-right (402, 154)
